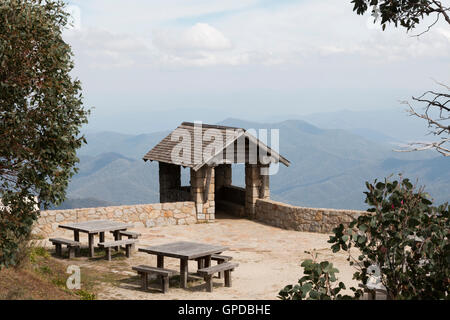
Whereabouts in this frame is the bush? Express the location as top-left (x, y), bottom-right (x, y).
top-left (278, 251), bottom-right (359, 300)
top-left (329, 176), bottom-right (449, 299)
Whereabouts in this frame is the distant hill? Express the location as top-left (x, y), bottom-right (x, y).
top-left (301, 108), bottom-right (430, 143)
top-left (54, 118), bottom-right (449, 210)
top-left (50, 198), bottom-right (113, 210)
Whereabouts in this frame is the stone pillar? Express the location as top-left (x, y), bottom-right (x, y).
top-left (190, 166), bottom-right (215, 221)
top-left (245, 163), bottom-right (270, 218)
top-left (260, 164), bottom-right (270, 200)
top-left (159, 162), bottom-right (181, 203)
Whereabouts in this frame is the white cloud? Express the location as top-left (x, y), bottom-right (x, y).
top-left (64, 0), bottom-right (450, 69)
top-left (64, 28), bottom-right (154, 69)
top-left (153, 23), bottom-right (232, 52)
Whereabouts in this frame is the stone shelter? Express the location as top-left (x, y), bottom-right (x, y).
top-left (143, 122), bottom-right (290, 222)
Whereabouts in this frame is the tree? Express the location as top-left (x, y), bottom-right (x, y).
top-left (0, 0), bottom-right (89, 268)
top-left (352, 0), bottom-right (450, 156)
top-left (351, 0), bottom-right (450, 31)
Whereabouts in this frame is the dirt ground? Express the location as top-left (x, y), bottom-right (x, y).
top-left (41, 212), bottom-right (358, 300)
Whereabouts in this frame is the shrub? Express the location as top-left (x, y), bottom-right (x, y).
top-left (278, 251), bottom-right (359, 300)
top-left (329, 176), bottom-right (449, 299)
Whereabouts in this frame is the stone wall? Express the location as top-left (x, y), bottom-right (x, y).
top-left (255, 199), bottom-right (364, 233)
top-left (33, 201), bottom-right (197, 237)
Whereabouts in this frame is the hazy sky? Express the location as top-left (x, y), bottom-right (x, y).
top-left (63, 0), bottom-right (450, 134)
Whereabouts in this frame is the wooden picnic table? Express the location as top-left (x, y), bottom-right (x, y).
top-left (59, 220), bottom-right (134, 258)
top-left (138, 241), bottom-right (229, 289)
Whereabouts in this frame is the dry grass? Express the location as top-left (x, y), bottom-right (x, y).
top-left (0, 244), bottom-right (98, 300)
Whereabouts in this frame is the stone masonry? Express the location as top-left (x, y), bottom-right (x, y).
top-left (190, 166), bottom-right (215, 221)
top-left (33, 201), bottom-right (196, 237)
top-left (255, 199), bottom-right (364, 233)
top-left (245, 163), bottom-right (270, 219)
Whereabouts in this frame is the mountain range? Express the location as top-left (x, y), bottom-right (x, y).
top-left (58, 115), bottom-right (449, 211)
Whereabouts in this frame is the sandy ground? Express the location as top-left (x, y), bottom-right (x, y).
top-left (42, 212), bottom-right (358, 300)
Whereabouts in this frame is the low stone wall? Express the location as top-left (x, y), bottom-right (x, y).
top-left (255, 199), bottom-right (364, 233)
top-left (33, 201), bottom-right (197, 237)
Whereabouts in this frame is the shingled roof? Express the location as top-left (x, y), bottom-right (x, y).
top-left (143, 122), bottom-right (290, 171)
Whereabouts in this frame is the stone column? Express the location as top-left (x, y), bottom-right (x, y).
top-left (159, 162), bottom-right (181, 203)
top-left (259, 164), bottom-right (270, 200)
top-left (190, 166), bottom-right (215, 221)
top-left (245, 163), bottom-right (270, 218)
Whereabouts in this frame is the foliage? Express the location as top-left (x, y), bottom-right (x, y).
top-left (29, 246), bottom-right (50, 263)
top-left (329, 176), bottom-right (449, 299)
top-left (278, 251), bottom-right (360, 300)
top-left (76, 289), bottom-right (96, 300)
top-left (352, 2), bottom-right (450, 156)
top-left (0, 0), bottom-right (89, 268)
top-left (351, 0), bottom-right (450, 31)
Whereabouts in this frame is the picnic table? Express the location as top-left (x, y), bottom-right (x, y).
top-left (59, 220), bottom-right (134, 257)
top-left (138, 241), bottom-right (229, 288)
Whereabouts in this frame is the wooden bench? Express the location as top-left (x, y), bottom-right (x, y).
top-left (211, 254), bottom-right (233, 278)
top-left (198, 262), bottom-right (239, 292)
top-left (98, 239), bottom-right (138, 261)
top-left (49, 238), bottom-right (81, 259)
top-left (110, 230), bottom-right (141, 250)
top-left (195, 254), bottom-right (233, 278)
top-left (132, 265), bottom-right (177, 293)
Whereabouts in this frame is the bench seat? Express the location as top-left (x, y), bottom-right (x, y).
top-left (109, 230), bottom-right (141, 250)
top-left (198, 262), bottom-right (238, 292)
top-left (118, 230), bottom-right (141, 238)
top-left (49, 238), bottom-right (81, 259)
top-left (98, 239), bottom-right (137, 247)
top-left (211, 254), bottom-right (233, 262)
top-left (98, 239), bottom-right (138, 261)
top-left (195, 254), bottom-right (233, 278)
top-left (132, 265), bottom-right (177, 293)
top-left (109, 230), bottom-right (141, 238)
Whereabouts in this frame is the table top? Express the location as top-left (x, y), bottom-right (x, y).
top-left (139, 241), bottom-right (229, 260)
top-left (59, 220), bottom-right (134, 233)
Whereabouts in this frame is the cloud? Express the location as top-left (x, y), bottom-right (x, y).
top-left (64, 28), bottom-right (154, 69)
top-left (63, 0), bottom-right (450, 72)
top-left (153, 23), bottom-right (232, 52)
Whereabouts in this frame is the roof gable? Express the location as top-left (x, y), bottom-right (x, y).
top-left (143, 122), bottom-right (290, 170)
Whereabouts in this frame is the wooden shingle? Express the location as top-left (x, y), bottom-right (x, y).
top-left (142, 122), bottom-right (290, 170)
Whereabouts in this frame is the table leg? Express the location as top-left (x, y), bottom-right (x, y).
top-left (88, 233), bottom-right (95, 258)
top-left (157, 255), bottom-right (164, 268)
top-left (204, 255), bottom-right (211, 268)
top-left (74, 231), bottom-right (80, 256)
top-left (180, 258), bottom-right (188, 289)
top-left (197, 258), bottom-right (204, 269)
top-left (99, 232), bottom-right (105, 243)
top-left (113, 230), bottom-right (120, 251)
